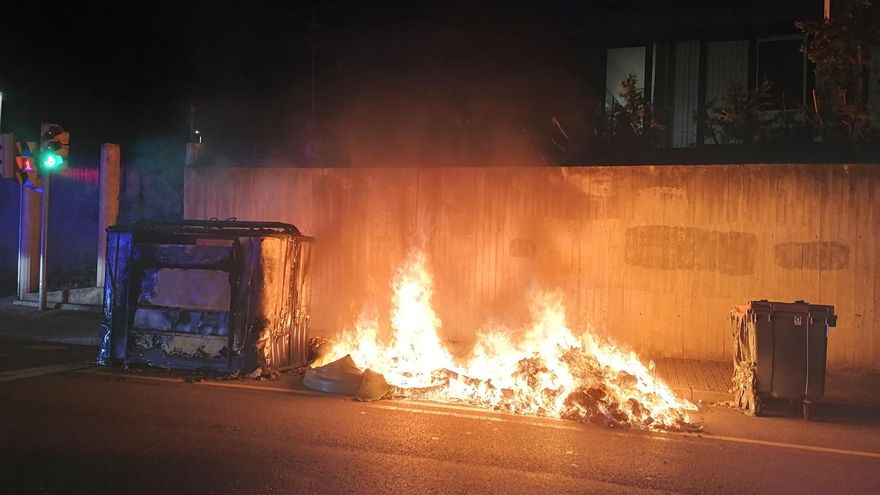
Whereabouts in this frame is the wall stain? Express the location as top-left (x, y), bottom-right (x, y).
top-left (625, 225), bottom-right (757, 275)
top-left (774, 241), bottom-right (850, 270)
top-left (509, 238), bottom-right (536, 258)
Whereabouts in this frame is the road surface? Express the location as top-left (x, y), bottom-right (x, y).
top-left (1, 341), bottom-right (879, 494)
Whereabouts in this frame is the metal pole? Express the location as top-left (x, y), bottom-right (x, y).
top-left (310, 5), bottom-right (316, 120)
top-left (38, 174), bottom-right (49, 311)
top-left (17, 183), bottom-right (25, 300)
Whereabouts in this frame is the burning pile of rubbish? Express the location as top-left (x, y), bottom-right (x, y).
top-left (305, 251), bottom-right (697, 431)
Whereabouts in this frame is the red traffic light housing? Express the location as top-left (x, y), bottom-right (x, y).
top-left (37, 123), bottom-right (69, 174)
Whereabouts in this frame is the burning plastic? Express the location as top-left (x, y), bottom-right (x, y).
top-left (730, 305), bottom-right (759, 415)
top-left (356, 369), bottom-right (392, 401)
top-left (321, 250), bottom-right (697, 431)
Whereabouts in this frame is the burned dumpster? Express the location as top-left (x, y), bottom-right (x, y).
top-left (97, 221), bottom-right (314, 373)
top-left (731, 300), bottom-right (837, 420)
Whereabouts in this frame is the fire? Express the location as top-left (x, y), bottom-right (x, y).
top-left (333, 252), bottom-right (455, 389)
top-left (325, 250), bottom-right (697, 430)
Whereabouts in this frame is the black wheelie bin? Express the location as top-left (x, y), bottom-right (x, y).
top-left (731, 300), bottom-right (837, 420)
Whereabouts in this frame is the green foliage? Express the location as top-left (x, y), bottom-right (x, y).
top-left (796, 0), bottom-right (880, 145)
top-left (698, 81), bottom-right (776, 144)
top-left (698, 81), bottom-right (811, 145)
top-left (603, 74), bottom-right (666, 148)
top-left (694, 1), bottom-right (879, 149)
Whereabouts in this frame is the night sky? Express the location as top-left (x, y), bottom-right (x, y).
top-left (0, 1), bottom-right (823, 163)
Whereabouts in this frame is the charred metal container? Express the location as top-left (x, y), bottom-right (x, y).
top-left (731, 300), bottom-right (836, 420)
top-left (97, 221), bottom-right (314, 373)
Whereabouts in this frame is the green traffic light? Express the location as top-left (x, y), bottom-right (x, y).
top-left (40, 152), bottom-right (63, 170)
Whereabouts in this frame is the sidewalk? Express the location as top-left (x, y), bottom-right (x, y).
top-left (653, 356), bottom-right (880, 408)
top-left (653, 358), bottom-right (734, 404)
top-left (0, 296), bottom-right (101, 346)
top-left (0, 296), bottom-right (877, 408)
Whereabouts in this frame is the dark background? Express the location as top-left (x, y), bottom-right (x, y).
top-left (0, 1), bottom-right (822, 165)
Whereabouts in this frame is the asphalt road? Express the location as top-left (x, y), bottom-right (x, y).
top-left (0, 339), bottom-right (96, 373)
top-left (1, 349), bottom-right (879, 495)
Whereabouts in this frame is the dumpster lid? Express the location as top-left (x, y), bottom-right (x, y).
top-left (108, 219), bottom-right (313, 240)
top-left (743, 300), bottom-right (837, 326)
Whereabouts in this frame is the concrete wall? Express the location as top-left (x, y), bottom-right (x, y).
top-left (0, 168), bottom-right (100, 295)
top-left (185, 164), bottom-right (880, 370)
top-left (118, 141), bottom-right (185, 224)
top-left (0, 179), bottom-right (22, 295)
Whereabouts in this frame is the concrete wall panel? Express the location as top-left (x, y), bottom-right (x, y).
top-left (185, 164), bottom-right (880, 370)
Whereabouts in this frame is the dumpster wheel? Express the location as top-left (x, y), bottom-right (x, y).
top-left (803, 401), bottom-right (814, 421)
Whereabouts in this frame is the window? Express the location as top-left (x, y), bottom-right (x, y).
top-left (605, 46), bottom-right (647, 109)
top-left (756, 37), bottom-right (807, 109)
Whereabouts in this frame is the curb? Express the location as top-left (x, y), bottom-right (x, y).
top-left (12, 299), bottom-right (102, 313)
top-left (670, 386), bottom-right (880, 410)
top-left (0, 333), bottom-right (101, 347)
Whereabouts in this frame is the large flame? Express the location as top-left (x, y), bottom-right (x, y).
top-left (325, 251), bottom-right (697, 430)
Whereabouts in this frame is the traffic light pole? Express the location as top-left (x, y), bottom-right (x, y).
top-left (17, 184), bottom-right (27, 299)
top-left (38, 174), bottom-right (49, 311)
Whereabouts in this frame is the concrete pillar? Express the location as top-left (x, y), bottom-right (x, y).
top-left (17, 187), bottom-right (41, 299)
top-left (185, 142), bottom-right (203, 167)
top-left (96, 144), bottom-right (120, 287)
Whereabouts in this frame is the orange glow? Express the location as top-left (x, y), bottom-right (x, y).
top-left (324, 250), bottom-right (696, 430)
